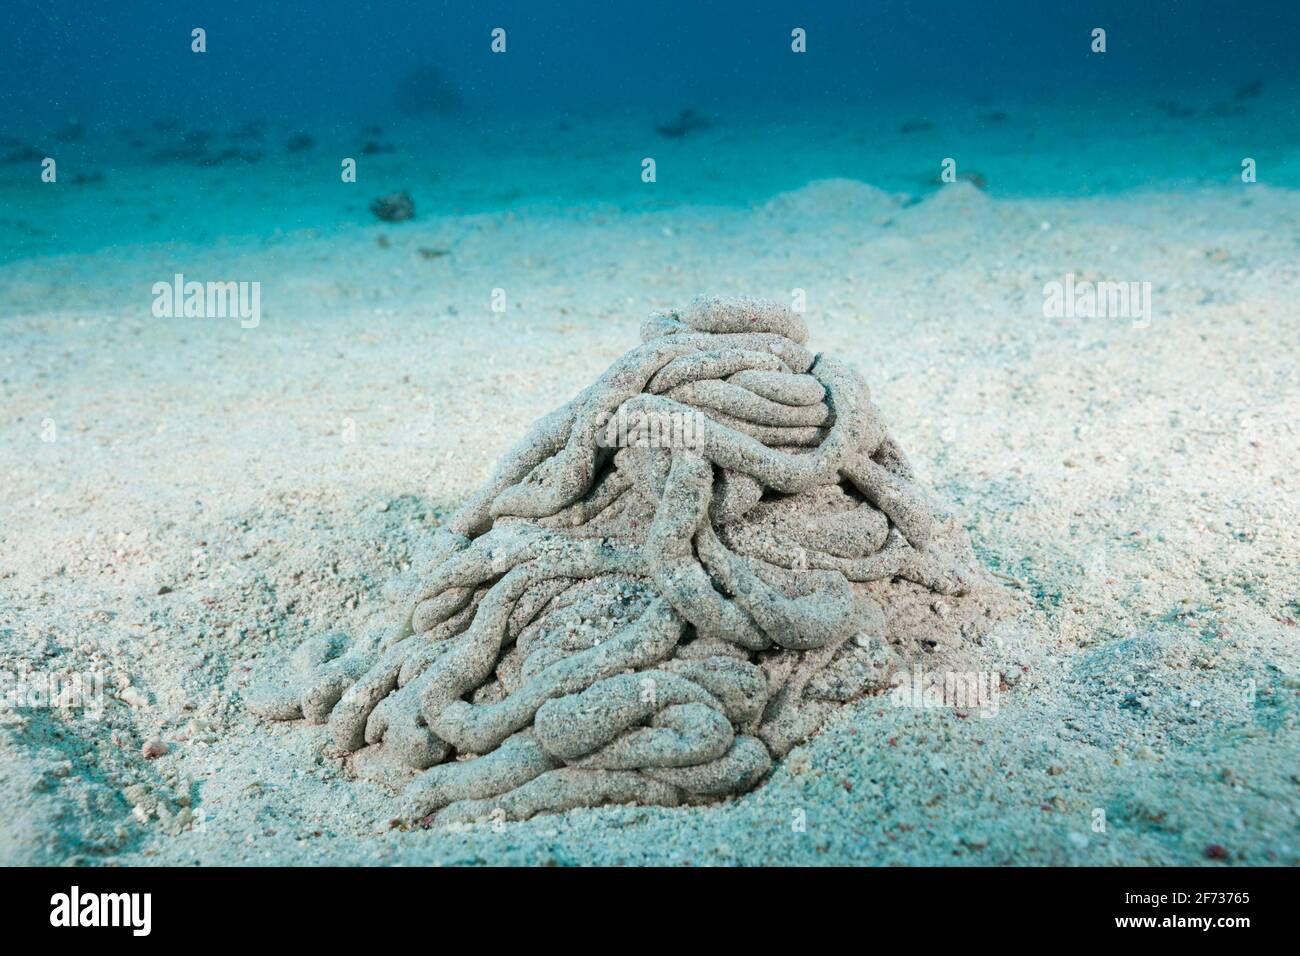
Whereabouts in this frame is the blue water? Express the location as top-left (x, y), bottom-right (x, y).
top-left (7, 1), bottom-right (1300, 121)
top-left (2, 1), bottom-right (1299, 258)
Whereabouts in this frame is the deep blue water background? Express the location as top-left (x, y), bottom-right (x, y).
top-left (5, 1), bottom-right (1299, 130)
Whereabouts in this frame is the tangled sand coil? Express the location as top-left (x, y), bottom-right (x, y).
top-left (248, 296), bottom-right (1008, 824)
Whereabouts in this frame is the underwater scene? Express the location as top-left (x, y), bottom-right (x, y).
top-left (1, 0), bottom-right (1297, 881)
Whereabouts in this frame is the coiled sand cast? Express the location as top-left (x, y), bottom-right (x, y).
top-left (248, 297), bottom-right (1007, 825)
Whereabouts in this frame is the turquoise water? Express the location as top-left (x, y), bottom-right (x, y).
top-left (2, 1), bottom-right (1299, 260)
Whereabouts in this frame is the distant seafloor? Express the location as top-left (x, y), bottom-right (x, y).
top-left (2, 84), bottom-right (1297, 263)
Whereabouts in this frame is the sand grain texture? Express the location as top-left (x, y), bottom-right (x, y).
top-left (1, 179), bottom-right (1296, 865)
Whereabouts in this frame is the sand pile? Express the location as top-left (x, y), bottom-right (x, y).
top-left (761, 178), bottom-right (904, 225)
top-left (248, 296), bottom-right (1007, 824)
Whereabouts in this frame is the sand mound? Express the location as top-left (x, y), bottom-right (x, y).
top-left (905, 180), bottom-right (992, 222)
top-left (762, 178), bottom-right (904, 224)
top-left (924, 180), bottom-right (991, 207)
top-left (247, 296), bottom-right (1007, 824)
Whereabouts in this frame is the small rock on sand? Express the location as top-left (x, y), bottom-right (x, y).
top-left (142, 738), bottom-right (168, 760)
top-left (370, 192), bottom-right (415, 223)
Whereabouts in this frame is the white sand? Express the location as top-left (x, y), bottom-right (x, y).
top-left (1, 177), bottom-right (1296, 865)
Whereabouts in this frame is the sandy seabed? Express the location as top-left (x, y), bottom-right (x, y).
top-left (1, 176), bottom-right (1296, 865)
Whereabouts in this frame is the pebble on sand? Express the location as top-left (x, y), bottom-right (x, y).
top-left (119, 686), bottom-right (149, 709)
top-left (142, 738), bottom-right (169, 759)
